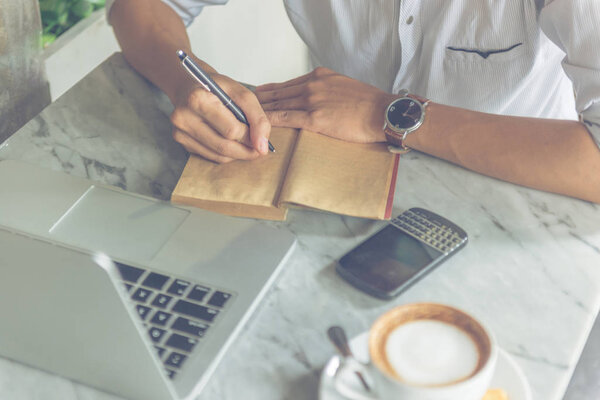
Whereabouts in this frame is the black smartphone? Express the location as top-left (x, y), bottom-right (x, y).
top-left (336, 208), bottom-right (468, 299)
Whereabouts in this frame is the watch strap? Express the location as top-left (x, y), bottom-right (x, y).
top-left (385, 130), bottom-right (411, 154)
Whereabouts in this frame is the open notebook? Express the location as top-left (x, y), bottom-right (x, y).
top-left (171, 128), bottom-right (399, 221)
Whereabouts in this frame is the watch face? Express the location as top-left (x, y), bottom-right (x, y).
top-left (386, 98), bottom-right (424, 132)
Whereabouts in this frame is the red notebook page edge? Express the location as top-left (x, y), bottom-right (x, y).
top-left (384, 154), bottom-right (400, 219)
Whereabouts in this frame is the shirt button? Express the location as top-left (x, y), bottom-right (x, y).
top-left (406, 16), bottom-right (414, 25)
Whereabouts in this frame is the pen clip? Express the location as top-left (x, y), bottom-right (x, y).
top-left (182, 62), bottom-right (211, 92)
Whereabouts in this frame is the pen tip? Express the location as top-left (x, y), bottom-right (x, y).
top-left (177, 50), bottom-right (187, 61)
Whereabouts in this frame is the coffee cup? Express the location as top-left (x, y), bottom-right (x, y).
top-left (332, 303), bottom-right (497, 400)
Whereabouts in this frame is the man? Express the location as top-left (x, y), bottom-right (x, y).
top-left (107, 0), bottom-right (600, 203)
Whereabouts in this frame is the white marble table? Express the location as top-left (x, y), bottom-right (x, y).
top-left (1, 53), bottom-right (599, 400)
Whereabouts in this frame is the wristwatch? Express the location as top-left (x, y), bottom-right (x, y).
top-left (383, 89), bottom-right (430, 154)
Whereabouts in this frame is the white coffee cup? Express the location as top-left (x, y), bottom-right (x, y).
top-left (333, 303), bottom-right (497, 400)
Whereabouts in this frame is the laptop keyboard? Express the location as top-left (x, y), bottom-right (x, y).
top-left (115, 262), bottom-right (234, 380)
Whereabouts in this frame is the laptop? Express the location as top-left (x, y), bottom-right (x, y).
top-left (0, 159), bottom-right (296, 400)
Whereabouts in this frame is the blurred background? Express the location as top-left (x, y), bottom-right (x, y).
top-left (37, 0), bottom-right (310, 100)
top-left (0, 0), bottom-right (50, 142)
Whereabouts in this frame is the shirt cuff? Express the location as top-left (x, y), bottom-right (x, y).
top-left (104, 0), bottom-right (207, 27)
top-left (581, 103), bottom-right (600, 149)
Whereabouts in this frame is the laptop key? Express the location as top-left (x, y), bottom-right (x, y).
top-left (165, 352), bottom-right (187, 369)
top-left (124, 283), bottom-right (133, 292)
top-left (132, 287), bottom-right (153, 303)
top-left (172, 300), bottom-right (219, 322)
top-left (136, 305), bottom-right (152, 320)
top-left (187, 285), bottom-right (211, 302)
top-left (142, 272), bottom-right (170, 290)
top-left (151, 311), bottom-right (172, 327)
top-left (148, 327), bottom-right (167, 343)
top-left (116, 262), bottom-right (145, 283)
top-left (167, 279), bottom-right (191, 296)
top-left (165, 333), bottom-right (198, 353)
top-left (152, 293), bottom-right (173, 309)
top-left (171, 317), bottom-right (208, 337)
top-left (166, 369), bottom-right (177, 379)
top-left (207, 291), bottom-right (232, 308)
top-left (155, 346), bottom-right (167, 358)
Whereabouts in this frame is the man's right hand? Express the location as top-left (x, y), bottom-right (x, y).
top-left (109, 0), bottom-right (271, 164)
top-left (170, 71), bottom-right (272, 163)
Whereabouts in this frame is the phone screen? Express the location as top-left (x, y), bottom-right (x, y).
top-left (339, 225), bottom-right (443, 294)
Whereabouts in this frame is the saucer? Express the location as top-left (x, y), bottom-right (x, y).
top-left (319, 332), bottom-right (532, 400)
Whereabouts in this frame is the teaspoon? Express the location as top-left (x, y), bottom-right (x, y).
top-left (327, 326), bottom-right (371, 392)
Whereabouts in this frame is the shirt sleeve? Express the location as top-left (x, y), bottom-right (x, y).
top-left (539, 0), bottom-right (600, 148)
top-left (105, 0), bottom-right (228, 27)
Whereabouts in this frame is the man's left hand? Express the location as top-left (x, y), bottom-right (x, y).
top-left (255, 67), bottom-right (396, 143)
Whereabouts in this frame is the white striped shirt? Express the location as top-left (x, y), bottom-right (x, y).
top-left (107, 0), bottom-right (600, 147)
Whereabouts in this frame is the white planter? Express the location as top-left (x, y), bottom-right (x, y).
top-left (42, 0), bottom-right (309, 102)
top-left (43, 9), bottom-right (119, 101)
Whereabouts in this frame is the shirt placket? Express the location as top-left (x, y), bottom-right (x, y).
top-left (392, 0), bottom-right (422, 94)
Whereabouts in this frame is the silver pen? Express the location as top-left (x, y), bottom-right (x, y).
top-left (177, 50), bottom-right (275, 152)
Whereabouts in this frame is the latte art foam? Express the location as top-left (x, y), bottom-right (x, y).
top-left (384, 320), bottom-right (480, 386)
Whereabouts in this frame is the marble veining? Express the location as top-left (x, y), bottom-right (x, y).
top-left (0, 53), bottom-right (599, 400)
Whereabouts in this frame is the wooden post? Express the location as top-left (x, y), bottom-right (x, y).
top-left (0, 0), bottom-right (51, 142)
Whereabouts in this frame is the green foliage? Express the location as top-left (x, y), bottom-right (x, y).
top-left (39, 0), bottom-right (105, 47)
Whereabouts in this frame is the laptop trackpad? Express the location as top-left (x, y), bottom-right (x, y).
top-left (50, 186), bottom-right (189, 262)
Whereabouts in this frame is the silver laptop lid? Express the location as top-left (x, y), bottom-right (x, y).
top-left (0, 228), bottom-right (177, 400)
top-left (0, 159), bottom-right (297, 399)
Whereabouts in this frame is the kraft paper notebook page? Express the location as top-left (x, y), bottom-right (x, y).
top-left (171, 127), bottom-right (399, 221)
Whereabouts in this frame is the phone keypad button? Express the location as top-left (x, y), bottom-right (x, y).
top-left (393, 209), bottom-right (467, 254)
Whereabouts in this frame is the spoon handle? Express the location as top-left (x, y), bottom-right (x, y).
top-left (327, 326), bottom-right (353, 358)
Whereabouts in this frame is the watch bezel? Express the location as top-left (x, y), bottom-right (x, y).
top-left (384, 96), bottom-right (427, 136)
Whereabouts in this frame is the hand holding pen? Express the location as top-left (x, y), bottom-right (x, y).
top-left (171, 50), bottom-right (274, 163)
